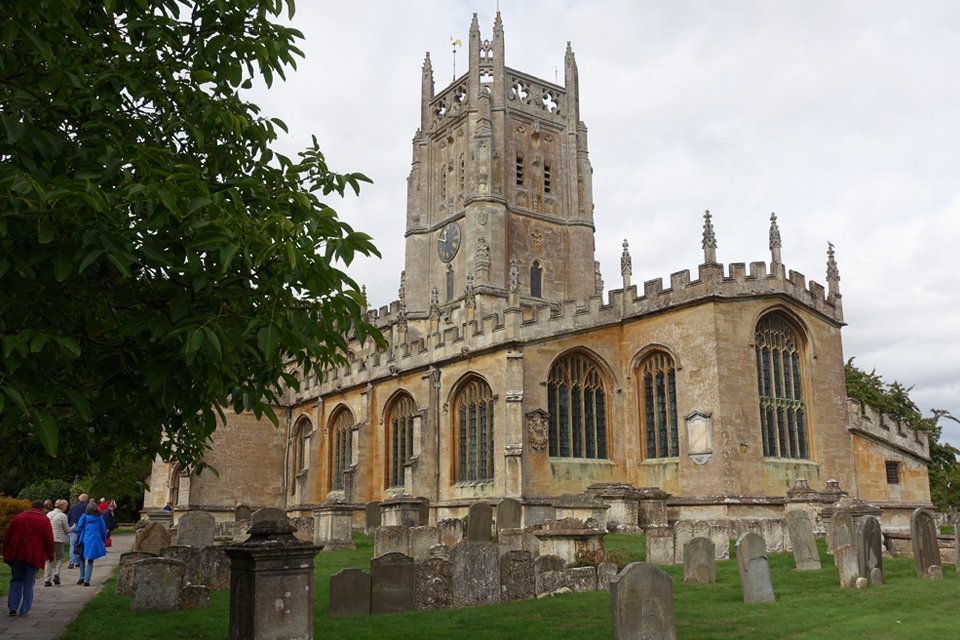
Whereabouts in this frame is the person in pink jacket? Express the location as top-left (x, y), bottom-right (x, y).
top-left (3, 501), bottom-right (54, 617)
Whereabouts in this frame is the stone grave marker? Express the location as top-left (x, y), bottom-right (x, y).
top-left (134, 521), bottom-right (172, 554)
top-left (130, 557), bottom-right (185, 612)
top-left (370, 552), bottom-right (415, 614)
top-left (415, 556), bottom-right (453, 610)
top-left (451, 542), bottom-right (500, 607)
top-left (534, 554), bottom-right (567, 596)
top-left (199, 545), bottom-right (231, 590)
top-left (250, 507), bottom-right (287, 527)
top-left (116, 551), bottom-right (157, 595)
top-left (365, 502), bottom-right (382, 535)
top-left (831, 509), bottom-right (854, 564)
top-left (497, 498), bottom-right (522, 531)
top-left (467, 502), bottom-right (493, 542)
top-left (438, 518), bottom-right (464, 547)
top-left (857, 515), bottom-right (883, 585)
top-left (597, 562), bottom-right (619, 590)
top-left (234, 504), bottom-right (251, 522)
top-left (566, 566), bottom-right (598, 592)
top-left (374, 525), bottom-right (410, 557)
top-left (910, 508), bottom-right (942, 579)
top-left (835, 543), bottom-right (860, 588)
top-left (329, 568), bottom-right (371, 617)
top-left (672, 521), bottom-right (694, 564)
top-left (410, 526), bottom-right (441, 563)
top-left (786, 510), bottom-right (821, 571)
top-left (683, 536), bottom-right (716, 584)
top-left (177, 510), bottom-right (216, 548)
top-left (610, 562), bottom-right (676, 640)
top-left (180, 584), bottom-right (210, 609)
top-left (645, 526), bottom-right (674, 564)
top-left (499, 549), bottom-right (535, 602)
top-left (735, 532), bottom-right (775, 603)
top-left (160, 545), bottom-right (203, 585)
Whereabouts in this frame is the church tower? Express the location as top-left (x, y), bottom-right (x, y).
top-left (402, 13), bottom-right (598, 316)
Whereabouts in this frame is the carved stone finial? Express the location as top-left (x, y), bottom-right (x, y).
top-left (398, 270), bottom-right (406, 304)
top-left (594, 260), bottom-right (604, 294)
top-left (826, 241), bottom-right (841, 299)
top-left (509, 255), bottom-right (519, 293)
top-left (702, 209), bottom-right (717, 263)
top-left (464, 273), bottom-right (476, 309)
top-left (620, 239), bottom-right (632, 277)
top-left (769, 212), bottom-right (782, 265)
top-left (475, 237), bottom-right (490, 283)
top-left (429, 287), bottom-right (440, 319)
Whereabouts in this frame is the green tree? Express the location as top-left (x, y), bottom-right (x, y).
top-left (0, 0), bottom-right (382, 485)
top-left (845, 359), bottom-right (960, 510)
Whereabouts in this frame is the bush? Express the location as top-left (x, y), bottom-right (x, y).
top-left (0, 495), bottom-right (31, 543)
top-left (17, 479), bottom-right (73, 504)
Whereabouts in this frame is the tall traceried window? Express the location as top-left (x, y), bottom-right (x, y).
top-left (294, 418), bottom-right (311, 473)
top-left (755, 313), bottom-right (809, 459)
top-left (330, 408), bottom-right (354, 490)
top-left (638, 352), bottom-right (679, 458)
top-left (547, 352), bottom-right (608, 458)
top-left (455, 378), bottom-right (495, 483)
top-left (386, 394), bottom-right (417, 488)
top-left (530, 261), bottom-right (543, 298)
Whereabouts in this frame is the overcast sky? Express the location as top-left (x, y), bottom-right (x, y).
top-left (247, 1), bottom-right (960, 445)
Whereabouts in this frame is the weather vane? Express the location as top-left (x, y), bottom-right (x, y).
top-left (451, 36), bottom-right (462, 81)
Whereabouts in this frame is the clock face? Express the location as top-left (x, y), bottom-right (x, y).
top-left (437, 221), bottom-right (462, 263)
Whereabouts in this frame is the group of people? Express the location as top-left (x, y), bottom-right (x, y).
top-left (3, 494), bottom-right (117, 617)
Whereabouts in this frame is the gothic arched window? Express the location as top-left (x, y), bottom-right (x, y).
top-left (638, 352), bottom-right (679, 458)
top-left (755, 313), bottom-right (809, 459)
top-left (330, 408), bottom-right (354, 490)
top-left (294, 418), bottom-right (311, 473)
top-left (386, 394), bottom-right (417, 488)
top-left (454, 378), bottom-right (495, 483)
top-left (547, 352), bottom-right (608, 459)
top-left (530, 261), bottom-right (543, 298)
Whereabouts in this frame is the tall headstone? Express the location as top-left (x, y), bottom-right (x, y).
top-left (365, 502), bottom-right (382, 535)
top-left (451, 542), bottom-right (500, 607)
top-left (497, 498), bottom-right (523, 531)
top-left (467, 502), bottom-right (493, 543)
top-left (645, 526), bottom-right (674, 564)
top-left (438, 518), bottom-right (464, 547)
top-left (199, 545), bottom-right (232, 591)
top-left (786, 510), bottom-right (821, 571)
top-left (415, 556), bottom-right (453, 610)
top-left (682, 537), bottom-right (716, 584)
top-left (374, 525), bottom-right (410, 557)
top-left (735, 532), bottom-right (775, 603)
top-left (134, 521), bottom-right (172, 554)
top-left (177, 510), bottom-right (216, 548)
top-left (499, 549), bottom-right (535, 602)
top-left (831, 509), bottom-right (854, 565)
top-left (835, 543), bottom-right (860, 588)
top-left (130, 557), bottom-right (185, 612)
top-left (857, 515), bottom-right (883, 585)
top-left (610, 562), bottom-right (676, 640)
top-left (673, 521), bottom-right (694, 564)
top-left (910, 507), bottom-right (942, 579)
top-left (370, 552), bottom-right (415, 614)
top-left (410, 526), bottom-right (441, 563)
top-left (329, 568), bottom-right (371, 617)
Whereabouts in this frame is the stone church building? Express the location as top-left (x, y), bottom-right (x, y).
top-left (145, 14), bottom-right (931, 531)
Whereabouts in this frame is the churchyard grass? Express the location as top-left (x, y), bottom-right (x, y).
top-left (0, 561), bottom-right (9, 596)
top-left (62, 533), bottom-right (959, 639)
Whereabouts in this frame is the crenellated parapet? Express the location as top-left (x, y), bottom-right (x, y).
top-left (845, 398), bottom-right (930, 462)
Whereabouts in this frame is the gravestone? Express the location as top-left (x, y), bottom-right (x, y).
top-left (831, 509), bottom-right (854, 564)
top-left (370, 552), bottom-right (415, 614)
top-left (910, 508), bottom-right (942, 579)
top-left (410, 526), bottom-right (441, 563)
top-left (438, 518), bottom-right (464, 547)
top-left (499, 549), bottom-right (535, 602)
top-left (199, 545), bottom-right (231, 590)
top-left (329, 568), bottom-right (371, 617)
top-left (130, 557), bottom-right (185, 612)
top-left (467, 502), bottom-right (493, 542)
top-left (534, 554), bottom-right (567, 596)
top-left (178, 510), bottom-right (216, 548)
top-left (415, 556), bottom-right (453, 610)
top-left (116, 552), bottom-right (157, 595)
top-left (645, 526), bottom-right (674, 564)
top-left (180, 584), bottom-right (210, 609)
top-left (610, 562), bottom-right (676, 640)
top-left (365, 502), bottom-right (382, 535)
top-left (835, 543), bottom-right (860, 588)
top-left (497, 498), bottom-right (523, 531)
top-left (735, 532), bottom-right (775, 603)
top-left (857, 515), bottom-right (883, 584)
top-left (160, 545), bottom-right (203, 585)
top-left (451, 542), bottom-right (500, 607)
top-left (134, 521), bottom-right (172, 554)
top-left (597, 562), bottom-right (619, 590)
top-left (429, 543), bottom-right (450, 560)
top-left (374, 525), bottom-right (410, 557)
top-left (234, 505), bottom-right (252, 522)
top-left (682, 536), bottom-right (716, 584)
top-left (566, 566), bottom-right (598, 592)
top-left (786, 510), bottom-right (821, 571)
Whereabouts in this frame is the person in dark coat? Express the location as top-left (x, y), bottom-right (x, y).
top-left (3, 501), bottom-right (54, 617)
top-left (66, 493), bottom-right (88, 568)
top-left (74, 501), bottom-right (107, 586)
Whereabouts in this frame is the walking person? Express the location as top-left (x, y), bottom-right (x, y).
top-left (3, 500), bottom-right (54, 617)
top-left (44, 499), bottom-right (71, 586)
top-left (74, 501), bottom-right (107, 586)
top-left (66, 493), bottom-right (89, 569)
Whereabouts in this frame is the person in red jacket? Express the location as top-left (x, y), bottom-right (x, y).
top-left (3, 501), bottom-right (55, 617)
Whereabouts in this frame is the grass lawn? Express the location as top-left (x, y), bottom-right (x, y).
top-left (0, 560), bottom-right (8, 597)
top-left (61, 533), bottom-right (960, 640)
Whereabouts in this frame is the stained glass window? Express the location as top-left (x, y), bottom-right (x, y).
top-left (639, 352), bottom-right (679, 459)
top-left (755, 313), bottom-right (809, 459)
top-left (456, 379), bottom-right (495, 482)
top-left (387, 395), bottom-right (417, 488)
top-left (547, 353), bottom-right (608, 459)
top-left (331, 408), bottom-right (354, 490)
top-left (530, 261), bottom-right (543, 298)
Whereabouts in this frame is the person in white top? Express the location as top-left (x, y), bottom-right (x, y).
top-left (44, 499), bottom-right (71, 587)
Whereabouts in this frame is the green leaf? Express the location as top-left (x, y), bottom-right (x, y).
top-left (202, 327), bottom-right (222, 360)
top-left (257, 326), bottom-right (280, 357)
top-left (35, 412), bottom-right (59, 457)
top-left (65, 389), bottom-right (93, 422)
top-left (53, 256), bottom-right (72, 282)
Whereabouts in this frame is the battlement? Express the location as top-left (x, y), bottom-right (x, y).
top-left (846, 398), bottom-right (930, 462)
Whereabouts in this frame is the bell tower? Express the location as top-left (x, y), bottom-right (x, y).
top-left (402, 12), bottom-right (598, 316)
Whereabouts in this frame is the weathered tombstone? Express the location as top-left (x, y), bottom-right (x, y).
top-left (831, 509), bottom-right (855, 564)
top-left (177, 510), bottom-right (216, 548)
top-left (314, 501), bottom-right (356, 551)
top-left (910, 508), bottom-right (942, 579)
top-left (365, 502), bottom-right (382, 536)
top-left (786, 510), bottom-right (821, 571)
top-left (682, 536), bottom-right (716, 584)
top-left (180, 584), bottom-right (211, 609)
top-left (415, 556), bottom-right (453, 610)
top-left (566, 566), bottom-right (598, 592)
top-left (134, 521), bottom-right (172, 554)
top-left (610, 562), bottom-right (676, 640)
top-left (410, 526), bottom-right (441, 563)
top-left (428, 543), bottom-right (450, 560)
top-left (596, 562), bottom-right (619, 590)
top-left (451, 542), bottom-right (500, 607)
top-left (497, 498), bottom-right (523, 532)
top-left (735, 532), bottom-right (775, 603)
top-left (835, 543), bottom-right (860, 588)
top-left (329, 568), bottom-right (371, 617)
top-left (374, 525), bottom-right (410, 557)
top-left (857, 515), bottom-right (883, 584)
top-left (499, 549), bottom-right (535, 602)
top-left (645, 526), bottom-right (674, 564)
top-left (130, 557), bottom-right (185, 612)
top-left (534, 554), bottom-right (567, 596)
top-left (160, 545), bottom-right (203, 585)
top-left (116, 551), bottom-right (157, 595)
top-left (869, 567), bottom-right (883, 587)
top-left (370, 552), bottom-right (415, 615)
top-left (467, 502), bottom-right (493, 543)
top-left (708, 521), bottom-right (732, 560)
top-left (199, 545), bottom-right (231, 591)
top-left (672, 521), bottom-right (694, 564)
top-left (234, 505), bottom-right (252, 522)
top-left (437, 518), bottom-right (464, 547)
